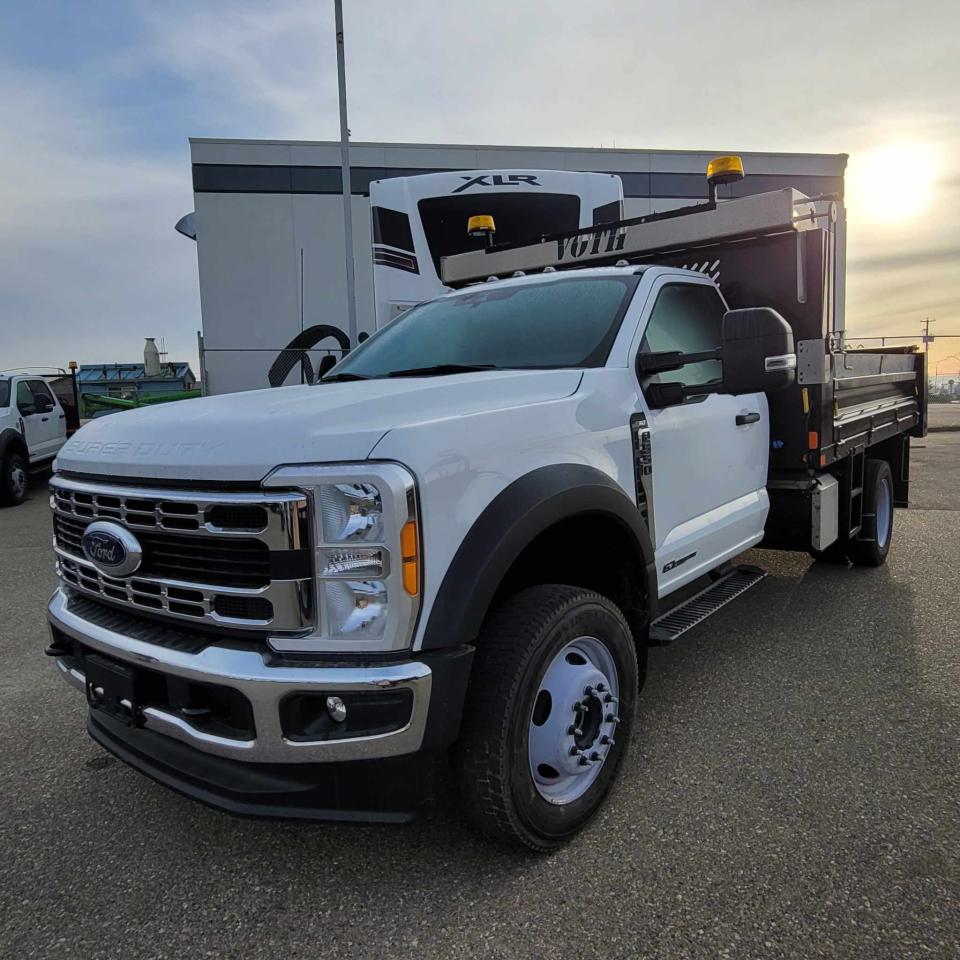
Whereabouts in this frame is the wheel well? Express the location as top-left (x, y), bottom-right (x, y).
top-left (1, 435), bottom-right (28, 463)
top-left (492, 513), bottom-right (650, 641)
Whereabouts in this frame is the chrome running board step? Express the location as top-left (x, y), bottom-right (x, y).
top-left (649, 564), bottom-right (767, 645)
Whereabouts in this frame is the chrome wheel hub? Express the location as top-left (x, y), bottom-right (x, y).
top-left (876, 476), bottom-right (892, 548)
top-left (528, 636), bottom-right (620, 805)
top-left (10, 463), bottom-right (26, 498)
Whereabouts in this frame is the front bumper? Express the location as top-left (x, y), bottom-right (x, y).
top-left (86, 709), bottom-right (441, 822)
top-left (47, 588), bottom-right (473, 817)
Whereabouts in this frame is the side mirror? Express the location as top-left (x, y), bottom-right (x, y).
top-left (721, 308), bottom-right (796, 395)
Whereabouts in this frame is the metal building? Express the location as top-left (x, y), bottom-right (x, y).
top-left (185, 139), bottom-right (846, 394)
top-left (77, 362), bottom-right (197, 398)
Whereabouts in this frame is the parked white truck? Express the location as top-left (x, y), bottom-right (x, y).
top-left (46, 158), bottom-right (926, 849)
top-left (1, 373), bottom-right (68, 505)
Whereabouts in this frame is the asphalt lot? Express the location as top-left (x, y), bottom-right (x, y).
top-left (928, 401), bottom-right (960, 433)
top-left (1, 436), bottom-right (958, 960)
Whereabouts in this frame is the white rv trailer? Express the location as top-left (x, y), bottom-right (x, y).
top-left (185, 139), bottom-right (846, 394)
top-left (369, 169), bottom-right (622, 327)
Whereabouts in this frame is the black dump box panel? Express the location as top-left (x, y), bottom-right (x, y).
top-left (643, 225), bottom-right (926, 475)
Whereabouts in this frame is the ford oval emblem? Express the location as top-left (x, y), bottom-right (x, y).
top-left (81, 521), bottom-right (143, 578)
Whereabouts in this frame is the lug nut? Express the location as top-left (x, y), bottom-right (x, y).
top-left (606, 714), bottom-right (620, 724)
top-left (603, 693), bottom-right (616, 704)
top-left (567, 725), bottom-right (583, 737)
top-left (569, 745), bottom-right (581, 756)
top-left (578, 756), bottom-right (590, 766)
top-left (601, 735), bottom-right (614, 746)
top-left (583, 685), bottom-right (594, 696)
top-left (590, 751), bottom-right (600, 762)
top-left (596, 683), bottom-right (606, 693)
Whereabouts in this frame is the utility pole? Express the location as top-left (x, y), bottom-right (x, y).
top-left (921, 316), bottom-right (935, 352)
top-left (334, 0), bottom-right (358, 349)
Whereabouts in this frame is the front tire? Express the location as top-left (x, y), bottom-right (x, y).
top-left (0, 450), bottom-right (28, 506)
top-left (454, 585), bottom-right (641, 851)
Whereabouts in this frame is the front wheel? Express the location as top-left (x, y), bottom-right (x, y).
top-left (454, 585), bottom-right (641, 851)
top-left (0, 450), bottom-right (28, 506)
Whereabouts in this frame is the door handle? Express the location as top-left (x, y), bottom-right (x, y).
top-left (41, 416), bottom-right (50, 422)
top-left (736, 412), bottom-right (761, 426)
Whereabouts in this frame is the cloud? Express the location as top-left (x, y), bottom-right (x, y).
top-left (849, 246), bottom-right (960, 274)
top-left (0, 65), bottom-right (199, 369)
top-left (137, 2), bottom-right (338, 139)
top-left (2, 0), bottom-right (959, 373)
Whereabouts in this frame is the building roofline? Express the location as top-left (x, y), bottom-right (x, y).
top-left (188, 137), bottom-right (847, 163)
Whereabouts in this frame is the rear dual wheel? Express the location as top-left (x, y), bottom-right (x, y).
top-left (811, 458), bottom-right (894, 566)
top-left (455, 585), bottom-right (641, 851)
top-left (848, 459), bottom-right (894, 566)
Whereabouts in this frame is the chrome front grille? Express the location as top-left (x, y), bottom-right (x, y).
top-left (56, 555), bottom-right (278, 625)
top-left (52, 483), bottom-right (289, 543)
top-left (50, 476), bottom-right (314, 632)
top-left (53, 512), bottom-right (272, 587)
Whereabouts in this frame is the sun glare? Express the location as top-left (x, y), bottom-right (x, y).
top-left (845, 142), bottom-right (939, 225)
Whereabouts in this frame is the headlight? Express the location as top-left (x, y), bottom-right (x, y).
top-left (319, 482), bottom-right (383, 542)
top-left (263, 463), bottom-right (420, 654)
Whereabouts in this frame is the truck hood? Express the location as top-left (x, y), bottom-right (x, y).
top-left (56, 370), bottom-right (583, 482)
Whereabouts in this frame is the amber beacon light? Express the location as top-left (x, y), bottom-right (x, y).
top-left (467, 214), bottom-right (497, 247)
top-left (706, 155), bottom-right (745, 201)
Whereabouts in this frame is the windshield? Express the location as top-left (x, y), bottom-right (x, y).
top-left (327, 276), bottom-right (638, 379)
top-left (0, 379), bottom-right (9, 408)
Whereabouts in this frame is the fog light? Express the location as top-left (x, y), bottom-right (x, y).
top-left (280, 689), bottom-right (414, 742)
top-left (325, 696), bottom-right (347, 722)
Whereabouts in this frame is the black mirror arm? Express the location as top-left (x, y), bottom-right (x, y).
top-left (646, 380), bottom-right (723, 408)
top-left (636, 347), bottom-right (721, 377)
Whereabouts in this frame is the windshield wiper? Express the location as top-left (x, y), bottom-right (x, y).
top-left (386, 364), bottom-right (498, 378)
top-left (319, 372), bottom-right (371, 383)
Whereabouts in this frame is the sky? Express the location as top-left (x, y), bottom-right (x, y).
top-left (2, 0), bottom-right (959, 378)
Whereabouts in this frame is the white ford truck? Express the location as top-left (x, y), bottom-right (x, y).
top-left (46, 158), bottom-right (926, 849)
top-left (1, 373), bottom-right (68, 506)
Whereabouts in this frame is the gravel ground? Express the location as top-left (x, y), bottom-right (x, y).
top-left (1, 438), bottom-right (957, 960)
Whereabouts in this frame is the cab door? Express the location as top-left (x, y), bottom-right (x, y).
top-left (632, 277), bottom-right (769, 597)
top-left (28, 380), bottom-right (66, 458)
top-left (17, 380), bottom-right (62, 461)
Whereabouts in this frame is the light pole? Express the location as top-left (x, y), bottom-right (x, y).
top-left (334, 0), bottom-right (358, 350)
top-left (935, 354), bottom-right (960, 381)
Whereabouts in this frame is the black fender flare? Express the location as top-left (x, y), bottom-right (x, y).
top-left (0, 428), bottom-right (27, 463)
top-left (420, 464), bottom-right (657, 650)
